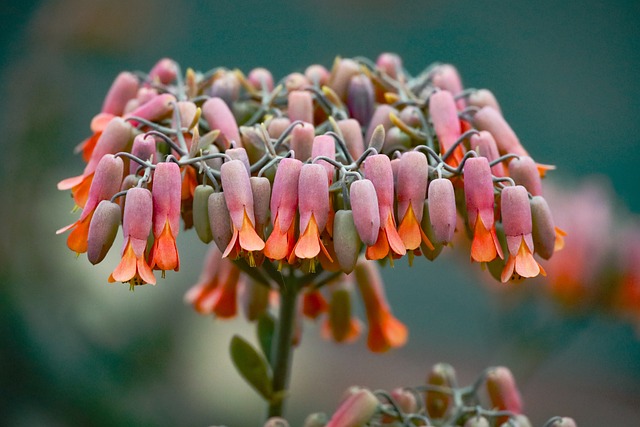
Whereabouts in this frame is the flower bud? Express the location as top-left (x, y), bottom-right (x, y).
top-left (365, 105), bottom-right (396, 149)
top-left (430, 90), bottom-right (461, 155)
top-left (323, 280), bottom-right (362, 343)
top-left (149, 58), bottom-right (177, 84)
top-left (247, 67), bottom-right (274, 92)
top-left (251, 176), bottom-right (271, 233)
top-left (87, 154), bottom-right (125, 211)
top-left (349, 180), bottom-right (380, 246)
top-left (328, 57), bottom-right (360, 100)
top-left (305, 64), bottom-right (330, 87)
top-left (125, 93), bottom-right (176, 124)
top-left (289, 122), bottom-right (315, 162)
top-left (473, 106), bottom-right (528, 157)
top-left (530, 195), bottom-right (556, 259)
top-left (333, 210), bottom-right (362, 274)
top-left (202, 97), bottom-right (241, 148)
top-left (376, 52), bottom-right (403, 80)
top-left (312, 134), bottom-right (336, 184)
top-left (485, 367), bottom-right (522, 415)
top-left (420, 200), bottom-right (444, 260)
top-left (208, 192), bottom-right (233, 253)
top-left (470, 131), bottom-right (505, 176)
top-left (508, 156), bottom-right (542, 196)
top-left (288, 90), bottom-right (314, 124)
top-left (337, 119), bottom-right (365, 160)
top-left (367, 124), bottom-right (386, 153)
top-left (347, 74), bottom-right (374, 127)
top-left (87, 200), bottom-right (121, 264)
top-left (84, 117), bottom-right (132, 177)
top-left (101, 71), bottom-right (139, 116)
top-left (468, 89), bottom-right (501, 114)
top-left (303, 412), bottom-right (329, 427)
top-left (130, 134), bottom-right (156, 174)
top-left (210, 73), bottom-right (240, 106)
top-left (428, 178), bottom-right (457, 244)
top-left (226, 147), bottom-right (251, 174)
top-left (399, 106), bottom-right (423, 128)
top-left (284, 72), bottom-right (310, 92)
top-left (464, 416), bottom-right (490, 427)
top-left (171, 101), bottom-right (198, 130)
top-left (326, 387), bottom-right (379, 427)
top-left (267, 117), bottom-right (292, 139)
top-left (383, 127), bottom-right (411, 153)
top-left (390, 387), bottom-right (418, 414)
top-left (432, 64), bottom-right (464, 109)
top-left (193, 185), bottom-right (214, 243)
top-left (203, 143), bottom-right (223, 170)
top-left (426, 362), bottom-right (456, 419)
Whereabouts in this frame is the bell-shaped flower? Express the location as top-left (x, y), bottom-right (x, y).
top-left (108, 187), bottom-right (156, 286)
top-left (220, 160), bottom-right (265, 265)
top-left (289, 164), bottom-right (333, 270)
top-left (302, 288), bottom-right (329, 320)
top-left (288, 90), bottom-right (314, 125)
top-left (57, 154), bottom-right (124, 253)
top-left (264, 158), bottom-right (302, 262)
top-left (184, 245), bottom-right (242, 318)
top-left (427, 178), bottom-right (457, 245)
top-left (250, 176), bottom-right (271, 236)
top-left (58, 118), bottom-right (131, 208)
top-left (87, 200), bottom-right (121, 265)
top-left (396, 151), bottom-right (433, 253)
top-left (326, 387), bottom-right (379, 427)
top-left (508, 156), bottom-right (542, 196)
top-left (202, 97), bottom-right (241, 149)
top-left (354, 260), bottom-right (407, 352)
top-left (347, 74), bottom-right (374, 127)
top-left (363, 155), bottom-right (406, 261)
top-left (322, 279), bottom-right (362, 343)
top-left (463, 157), bottom-right (503, 263)
top-left (500, 185), bottom-right (545, 282)
top-left (469, 131), bottom-right (505, 176)
top-left (349, 179), bottom-right (380, 246)
top-left (149, 162), bottom-right (181, 274)
top-left (430, 90), bottom-right (463, 165)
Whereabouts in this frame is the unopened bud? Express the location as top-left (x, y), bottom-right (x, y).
top-left (226, 147), bottom-right (251, 174)
top-left (508, 156), bottom-right (542, 196)
top-left (251, 176), bottom-right (271, 233)
top-left (193, 185), bottom-right (214, 243)
top-left (326, 388), bottom-right (379, 427)
top-left (544, 417), bottom-right (577, 427)
top-left (473, 106), bottom-right (528, 157)
top-left (337, 119), bottom-right (365, 160)
top-left (365, 105), bottom-right (396, 150)
top-left (87, 200), bottom-right (121, 264)
top-left (470, 131), bottom-right (505, 176)
top-left (247, 67), bottom-right (274, 92)
top-left (305, 64), bottom-right (330, 87)
top-left (485, 367), bottom-right (523, 414)
top-left (130, 134), bottom-right (156, 174)
top-left (428, 178), bottom-right (457, 245)
top-left (210, 73), bottom-right (240, 106)
top-left (263, 417), bottom-right (289, 427)
top-left (432, 64), bottom-right (464, 108)
top-left (426, 362), bottom-right (456, 419)
top-left (86, 118), bottom-right (132, 173)
top-left (430, 90), bottom-right (462, 155)
top-left (290, 122), bottom-right (314, 162)
top-left (125, 93), bottom-right (175, 124)
top-left (349, 179), bottom-right (380, 246)
top-left (347, 74), bottom-right (374, 127)
top-left (328, 57), bottom-right (360, 100)
top-left (464, 415), bottom-right (490, 427)
top-left (303, 412), bottom-right (329, 427)
top-left (530, 195), bottom-right (556, 260)
top-left (101, 72), bottom-right (139, 116)
top-left (333, 210), bottom-right (362, 274)
top-left (202, 97), bottom-right (241, 148)
top-left (376, 52), bottom-right (403, 80)
top-left (312, 135), bottom-right (336, 184)
top-left (468, 89), bottom-right (501, 114)
top-left (149, 58), bottom-right (177, 84)
top-left (172, 101), bottom-right (198, 130)
top-left (208, 192), bottom-right (233, 253)
top-left (284, 72), bottom-right (309, 92)
top-left (288, 90), bottom-right (314, 124)
top-left (267, 117), bottom-right (292, 139)
top-left (390, 387), bottom-right (418, 414)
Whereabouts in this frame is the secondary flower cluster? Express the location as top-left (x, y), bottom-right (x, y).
top-left (57, 55), bottom-right (564, 354)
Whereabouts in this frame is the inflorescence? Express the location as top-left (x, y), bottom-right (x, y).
top-left (57, 54), bottom-right (564, 353)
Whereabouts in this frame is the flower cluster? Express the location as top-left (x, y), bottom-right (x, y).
top-left (58, 54), bottom-right (562, 350)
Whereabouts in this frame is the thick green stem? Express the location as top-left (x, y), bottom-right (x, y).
top-left (267, 278), bottom-right (299, 419)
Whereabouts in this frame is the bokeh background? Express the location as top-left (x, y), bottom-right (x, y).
top-left (2, 0), bottom-right (640, 425)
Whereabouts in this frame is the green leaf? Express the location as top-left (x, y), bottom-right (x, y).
top-left (229, 335), bottom-right (273, 401)
top-left (257, 313), bottom-right (275, 365)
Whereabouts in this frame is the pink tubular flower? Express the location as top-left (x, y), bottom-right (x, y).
top-left (463, 157), bottom-right (503, 263)
top-left (485, 367), bottom-right (523, 419)
top-left (148, 58), bottom-right (178, 84)
top-left (130, 134), bottom-right (156, 174)
top-left (94, 71), bottom-right (139, 126)
top-left (58, 117), bottom-right (131, 208)
top-left (473, 106), bottom-right (529, 158)
top-left (396, 151), bottom-right (433, 252)
top-left (432, 64), bottom-right (465, 109)
top-left (469, 131), bottom-right (505, 176)
top-left (354, 260), bottom-right (408, 352)
top-left (123, 93), bottom-right (176, 126)
top-left (108, 187), bottom-right (156, 286)
top-left (201, 97), bottom-right (241, 149)
top-left (337, 119), bottom-right (365, 160)
top-left (363, 154), bottom-right (406, 261)
top-left (326, 387), bottom-right (379, 427)
top-left (264, 158), bottom-right (302, 262)
top-left (57, 154), bottom-right (124, 253)
top-left (289, 163), bottom-right (332, 270)
top-left (349, 179), bottom-right (380, 246)
top-left (428, 177), bottom-right (457, 245)
top-left (220, 160), bottom-right (265, 265)
top-left (290, 122), bottom-right (314, 162)
top-left (149, 162), bottom-right (182, 273)
top-left (430, 90), bottom-right (463, 165)
top-left (288, 90), bottom-right (314, 125)
top-left (500, 185), bottom-right (545, 282)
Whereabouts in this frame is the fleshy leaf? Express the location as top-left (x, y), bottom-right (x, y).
top-left (257, 313), bottom-right (276, 366)
top-left (230, 335), bottom-right (273, 402)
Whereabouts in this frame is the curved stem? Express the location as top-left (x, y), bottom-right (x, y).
top-left (267, 278), bottom-right (300, 419)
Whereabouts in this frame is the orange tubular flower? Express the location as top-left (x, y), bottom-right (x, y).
top-left (463, 157), bottom-right (503, 263)
top-left (322, 279), bottom-right (362, 344)
top-left (500, 185), bottom-right (545, 282)
top-left (396, 151), bottom-right (433, 256)
top-left (220, 160), bottom-right (265, 265)
top-left (57, 154), bottom-right (123, 254)
top-left (108, 187), bottom-right (156, 287)
top-left (264, 158), bottom-right (302, 263)
top-left (354, 260), bottom-right (407, 353)
top-left (363, 154), bottom-right (406, 262)
top-left (289, 163), bottom-right (332, 271)
top-left (149, 162), bottom-right (182, 274)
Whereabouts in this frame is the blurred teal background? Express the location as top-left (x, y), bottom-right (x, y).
top-left (1, 0), bottom-right (639, 425)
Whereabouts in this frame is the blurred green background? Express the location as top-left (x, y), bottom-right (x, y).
top-left (2, 0), bottom-right (639, 425)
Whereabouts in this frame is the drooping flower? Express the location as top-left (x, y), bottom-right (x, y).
top-left (108, 187), bottom-right (156, 287)
top-left (485, 366), bottom-right (523, 423)
top-left (427, 178), bottom-right (457, 245)
top-left (430, 90), bottom-right (463, 165)
top-left (500, 185), bottom-right (545, 282)
top-left (289, 163), bottom-right (332, 271)
top-left (201, 97), bottom-right (241, 149)
top-left (463, 157), bottom-right (503, 263)
top-left (354, 260), bottom-right (408, 353)
top-left (363, 154), bottom-right (406, 262)
top-left (220, 160), bottom-right (265, 265)
top-left (322, 279), bottom-right (362, 343)
top-left (508, 156), bottom-right (542, 196)
top-left (326, 387), bottom-right (379, 427)
top-left (149, 162), bottom-right (182, 274)
top-left (288, 90), bottom-right (314, 125)
top-left (86, 200), bottom-right (121, 265)
top-left (349, 179), bottom-right (380, 247)
top-left (469, 131), bottom-right (505, 176)
top-left (57, 154), bottom-right (124, 253)
top-left (264, 158), bottom-right (302, 263)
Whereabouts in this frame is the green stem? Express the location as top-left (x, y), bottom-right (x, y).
top-left (267, 277), bottom-right (299, 419)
